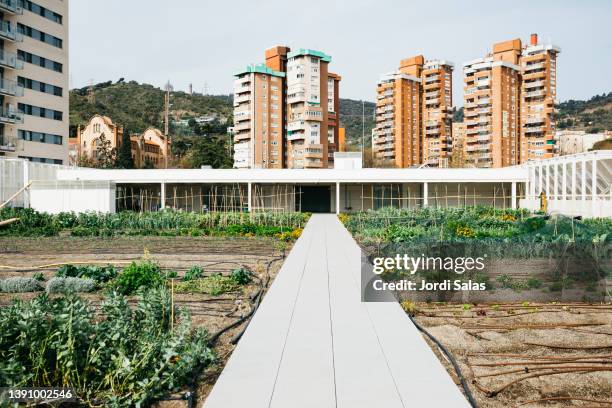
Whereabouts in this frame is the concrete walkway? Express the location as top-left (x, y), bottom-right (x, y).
top-left (204, 214), bottom-right (469, 408)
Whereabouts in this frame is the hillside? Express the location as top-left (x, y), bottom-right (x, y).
top-left (338, 99), bottom-right (376, 149)
top-left (557, 92), bottom-right (612, 132)
top-left (69, 80), bottom-right (233, 136)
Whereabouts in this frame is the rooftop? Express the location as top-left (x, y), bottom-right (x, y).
top-left (235, 63), bottom-right (285, 78)
top-left (287, 48), bottom-right (332, 62)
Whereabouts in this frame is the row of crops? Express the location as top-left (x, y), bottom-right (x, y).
top-left (0, 259), bottom-right (256, 405)
top-left (342, 207), bottom-right (612, 297)
top-left (341, 206), bottom-right (612, 246)
top-left (0, 261), bottom-right (253, 296)
top-left (0, 208), bottom-right (308, 239)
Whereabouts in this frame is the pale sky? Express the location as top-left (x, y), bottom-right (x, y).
top-left (70, 0), bottom-right (611, 104)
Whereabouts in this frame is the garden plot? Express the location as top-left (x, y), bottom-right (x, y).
top-left (0, 234), bottom-right (289, 406)
top-left (407, 302), bottom-right (612, 408)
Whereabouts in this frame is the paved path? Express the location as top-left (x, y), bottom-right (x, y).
top-left (204, 214), bottom-right (469, 408)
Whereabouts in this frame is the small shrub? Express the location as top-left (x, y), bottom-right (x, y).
top-left (401, 300), bottom-right (418, 316)
top-left (231, 268), bottom-right (252, 285)
top-left (496, 274), bottom-right (513, 289)
top-left (175, 274), bottom-right (240, 295)
top-left (46, 277), bottom-right (96, 294)
top-left (0, 277), bottom-right (43, 293)
top-left (183, 266), bottom-right (204, 282)
top-left (112, 260), bottom-right (165, 295)
top-left (462, 304), bottom-right (472, 311)
top-left (527, 277), bottom-right (542, 289)
top-left (165, 270), bottom-right (178, 279)
top-left (32, 272), bottom-right (45, 282)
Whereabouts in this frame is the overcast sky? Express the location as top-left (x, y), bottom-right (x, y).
top-left (70, 0), bottom-right (611, 104)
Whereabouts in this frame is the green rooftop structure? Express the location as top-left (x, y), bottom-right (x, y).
top-left (286, 48), bottom-right (332, 62)
top-left (234, 63), bottom-right (286, 78)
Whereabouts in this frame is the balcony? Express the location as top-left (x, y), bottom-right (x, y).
top-left (424, 98), bottom-right (439, 106)
top-left (424, 75), bottom-right (440, 83)
top-left (287, 131), bottom-right (305, 141)
top-left (303, 145), bottom-right (324, 159)
top-left (524, 126), bottom-right (544, 134)
top-left (233, 84), bottom-right (252, 94)
top-left (288, 120), bottom-right (306, 131)
top-left (0, 107), bottom-right (23, 124)
top-left (523, 62), bottom-right (544, 72)
top-left (477, 98), bottom-right (491, 106)
top-left (0, 0), bottom-right (21, 15)
top-left (0, 49), bottom-right (22, 70)
top-left (233, 93), bottom-right (250, 104)
top-left (0, 133), bottom-right (16, 151)
top-left (234, 121), bottom-right (251, 131)
top-left (523, 80), bottom-right (544, 89)
top-left (524, 90), bottom-right (545, 98)
top-left (233, 132), bottom-right (251, 142)
top-left (524, 116), bottom-right (545, 125)
top-left (0, 20), bottom-right (22, 42)
top-left (233, 110), bottom-right (251, 122)
top-left (425, 127), bottom-right (440, 136)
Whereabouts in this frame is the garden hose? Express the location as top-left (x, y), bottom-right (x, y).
top-left (407, 313), bottom-right (479, 408)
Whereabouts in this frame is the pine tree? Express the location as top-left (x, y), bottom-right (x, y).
top-left (116, 129), bottom-right (135, 169)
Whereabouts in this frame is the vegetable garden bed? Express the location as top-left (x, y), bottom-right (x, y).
top-left (0, 233), bottom-right (288, 406)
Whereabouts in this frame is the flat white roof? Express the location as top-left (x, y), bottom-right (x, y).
top-left (57, 167), bottom-right (529, 184)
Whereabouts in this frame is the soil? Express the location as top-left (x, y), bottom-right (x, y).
top-left (411, 302), bottom-right (612, 408)
top-left (0, 236), bottom-right (289, 407)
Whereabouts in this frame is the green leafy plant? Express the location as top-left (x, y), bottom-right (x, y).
top-left (527, 277), bottom-right (542, 289)
top-left (112, 260), bottom-right (165, 295)
top-left (32, 272), bottom-right (45, 282)
top-left (230, 268), bottom-right (252, 285)
top-left (56, 264), bottom-right (118, 283)
top-left (0, 288), bottom-right (215, 406)
top-left (183, 266), bottom-right (204, 282)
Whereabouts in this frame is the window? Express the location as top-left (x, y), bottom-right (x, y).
top-left (22, 1), bottom-right (63, 24)
top-left (17, 23), bottom-right (63, 48)
top-left (19, 129), bottom-right (62, 145)
top-left (18, 77), bottom-right (62, 96)
top-left (17, 50), bottom-right (63, 72)
top-left (18, 103), bottom-right (63, 121)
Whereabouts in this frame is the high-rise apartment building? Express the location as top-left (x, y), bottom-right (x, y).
top-left (233, 64), bottom-right (285, 169)
top-left (0, 0), bottom-right (69, 164)
top-left (520, 34), bottom-right (560, 162)
top-left (373, 55), bottom-right (453, 168)
top-left (232, 46), bottom-right (340, 169)
top-left (463, 34), bottom-right (560, 168)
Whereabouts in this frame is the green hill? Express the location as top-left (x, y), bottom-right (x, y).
top-left (69, 80), bottom-right (233, 136)
top-left (557, 92), bottom-right (612, 132)
top-left (338, 99), bottom-right (376, 149)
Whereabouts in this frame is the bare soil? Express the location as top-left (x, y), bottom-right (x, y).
top-left (0, 236), bottom-right (289, 407)
top-left (411, 302), bottom-right (612, 408)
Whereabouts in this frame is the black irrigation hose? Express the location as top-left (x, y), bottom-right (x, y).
top-left (407, 314), bottom-right (479, 408)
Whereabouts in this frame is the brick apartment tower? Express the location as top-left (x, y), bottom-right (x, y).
top-left (373, 55), bottom-right (453, 168)
top-left (232, 46), bottom-right (341, 169)
top-left (233, 65), bottom-right (285, 168)
top-left (463, 34), bottom-right (560, 168)
top-left (520, 33), bottom-right (560, 162)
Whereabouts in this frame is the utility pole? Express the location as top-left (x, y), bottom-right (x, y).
top-left (87, 78), bottom-right (95, 104)
top-left (361, 100), bottom-right (365, 167)
top-left (164, 81), bottom-right (173, 169)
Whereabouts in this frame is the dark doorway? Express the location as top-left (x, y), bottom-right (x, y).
top-left (298, 185), bottom-right (331, 213)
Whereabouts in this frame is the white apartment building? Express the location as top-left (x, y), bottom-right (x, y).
top-left (0, 0), bottom-right (69, 164)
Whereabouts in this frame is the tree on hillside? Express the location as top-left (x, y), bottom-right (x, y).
top-left (183, 137), bottom-right (232, 169)
top-left (116, 129), bottom-right (135, 169)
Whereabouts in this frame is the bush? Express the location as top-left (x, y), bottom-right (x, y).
top-left (0, 277), bottom-right (43, 293)
top-left (57, 264), bottom-right (118, 283)
top-left (112, 260), bottom-right (165, 295)
top-left (46, 277), bottom-right (96, 294)
top-left (33, 272), bottom-right (45, 282)
top-left (527, 277), bottom-right (543, 289)
top-left (183, 266), bottom-right (204, 281)
top-left (230, 268), bottom-right (252, 285)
